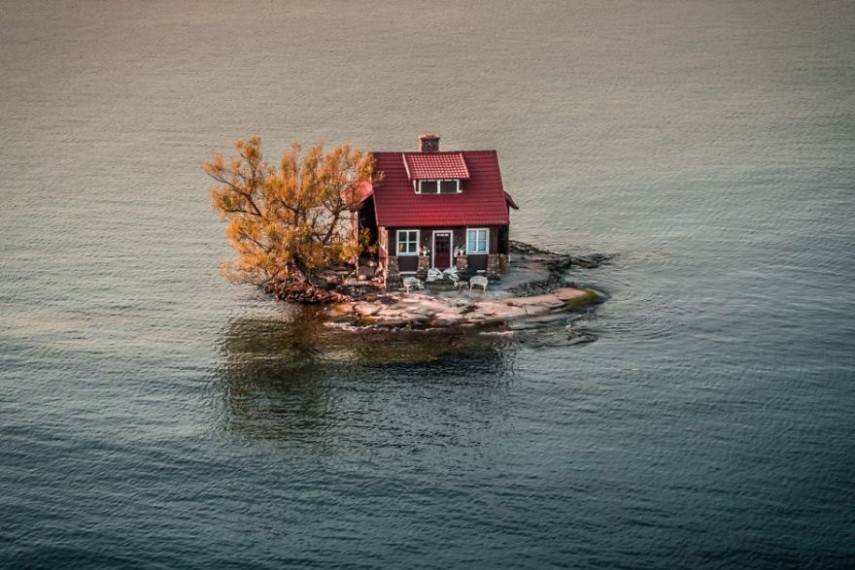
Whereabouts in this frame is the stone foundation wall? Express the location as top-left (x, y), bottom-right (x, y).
top-left (417, 255), bottom-right (430, 280)
top-left (487, 254), bottom-right (503, 279)
top-left (385, 256), bottom-right (401, 289)
top-left (455, 255), bottom-right (468, 272)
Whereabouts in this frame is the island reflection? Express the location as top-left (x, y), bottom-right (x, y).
top-left (215, 306), bottom-right (517, 444)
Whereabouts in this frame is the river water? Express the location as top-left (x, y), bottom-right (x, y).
top-left (2, 1), bottom-right (854, 567)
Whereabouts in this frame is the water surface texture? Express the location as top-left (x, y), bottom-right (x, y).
top-left (2, 1), bottom-right (854, 568)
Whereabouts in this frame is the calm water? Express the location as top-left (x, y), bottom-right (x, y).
top-left (2, 0), bottom-right (854, 567)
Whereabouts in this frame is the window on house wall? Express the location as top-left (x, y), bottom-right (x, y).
top-left (416, 180), bottom-right (460, 194)
top-left (396, 230), bottom-right (419, 255)
top-left (467, 228), bottom-right (488, 254)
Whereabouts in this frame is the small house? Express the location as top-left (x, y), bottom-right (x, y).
top-left (352, 133), bottom-right (518, 288)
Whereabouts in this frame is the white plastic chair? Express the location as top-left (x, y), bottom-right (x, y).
top-left (402, 276), bottom-right (423, 292)
top-left (425, 268), bottom-right (443, 283)
top-left (469, 275), bottom-right (488, 292)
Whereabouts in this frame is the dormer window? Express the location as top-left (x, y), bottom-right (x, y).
top-left (416, 179), bottom-right (461, 194)
top-left (403, 152), bottom-right (470, 195)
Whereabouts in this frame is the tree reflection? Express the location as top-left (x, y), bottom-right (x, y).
top-left (215, 307), bottom-right (516, 443)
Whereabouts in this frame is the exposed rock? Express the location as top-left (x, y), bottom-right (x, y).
top-left (554, 288), bottom-right (586, 302)
top-left (354, 304), bottom-right (382, 317)
top-left (268, 241), bottom-right (609, 330)
top-left (510, 240), bottom-right (610, 270)
top-left (573, 253), bottom-right (610, 268)
top-left (507, 272), bottom-right (565, 297)
top-left (329, 287), bottom-right (598, 329)
top-left (546, 255), bottom-right (573, 272)
top-left (509, 240), bottom-right (552, 255)
top-left (264, 280), bottom-right (346, 304)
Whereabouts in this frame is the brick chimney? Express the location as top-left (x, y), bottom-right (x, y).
top-left (418, 132), bottom-right (440, 152)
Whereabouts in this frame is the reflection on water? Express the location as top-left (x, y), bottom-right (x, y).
top-left (215, 306), bottom-right (519, 443)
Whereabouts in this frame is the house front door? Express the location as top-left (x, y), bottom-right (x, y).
top-left (433, 232), bottom-right (451, 269)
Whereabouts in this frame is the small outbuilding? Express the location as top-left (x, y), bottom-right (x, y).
top-left (352, 133), bottom-right (518, 288)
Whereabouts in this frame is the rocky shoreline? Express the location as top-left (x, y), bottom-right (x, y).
top-left (328, 287), bottom-right (603, 329)
top-left (325, 242), bottom-right (608, 329)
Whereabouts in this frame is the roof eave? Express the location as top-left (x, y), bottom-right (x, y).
top-left (505, 192), bottom-right (520, 210)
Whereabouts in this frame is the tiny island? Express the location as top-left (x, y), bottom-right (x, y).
top-left (327, 241), bottom-right (606, 329)
top-left (205, 133), bottom-right (606, 331)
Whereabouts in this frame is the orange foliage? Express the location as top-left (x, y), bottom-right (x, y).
top-left (204, 135), bottom-right (377, 287)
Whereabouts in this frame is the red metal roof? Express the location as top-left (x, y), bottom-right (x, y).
top-left (371, 150), bottom-right (512, 228)
top-left (403, 152), bottom-right (470, 180)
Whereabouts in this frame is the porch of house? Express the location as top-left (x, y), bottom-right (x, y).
top-left (380, 252), bottom-right (508, 290)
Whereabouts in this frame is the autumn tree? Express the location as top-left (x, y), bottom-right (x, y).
top-left (204, 135), bottom-right (377, 302)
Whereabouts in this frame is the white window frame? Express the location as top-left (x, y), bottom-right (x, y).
top-left (415, 179), bottom-right (461, 194)
top-left (396, 229), bottom-right (420, 256)
top-left (466, 228), bottom-right (489, 254)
